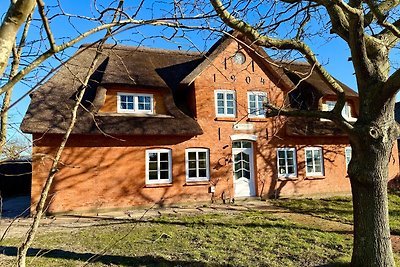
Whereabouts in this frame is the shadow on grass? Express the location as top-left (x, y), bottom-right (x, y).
top-left (145, 217), bottom-right (353, 235)
top-left (0, 246), bottom-right (225, 266)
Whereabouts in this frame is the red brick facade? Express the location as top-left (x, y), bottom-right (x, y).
top-left (29, 40), bottom-right (399, 214)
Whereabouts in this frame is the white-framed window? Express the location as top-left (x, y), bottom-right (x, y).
top-left (214, 90), bottom-right (236, 117)
top-left (146, 149), bottom-right (172, 184)
top-left (248, 91), bottom-right (267, 117)
top-left (117, 92), bottom-right (154, 114)
top-left (322, 101), bottom-right (356, 121)
top-left (305, 147), bottom-right (324, 176)
top-left (185, 148), bottom-right (210, 182)
top-left (277, 148), bottom-right (297, 178)
top-left (345, 146), bottom-right (352, 169)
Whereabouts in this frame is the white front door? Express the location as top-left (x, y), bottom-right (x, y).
top-left (232, 141), bottom-right (255, 197)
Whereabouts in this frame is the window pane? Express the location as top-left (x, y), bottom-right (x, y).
top-left (217, 93), bottom-right (224, 100)
top-left (160, 171), bottom-right (169, 180)
top-left (188, 170), bottom-right (197, 178)
top-left (226, 93), bottom-right (234, 100)
top-left (198, 169), bottom-right (207, 178)
top-left (234, 162), bottom-right (241, 171)
top-left (149, 171), bottom-right (158, 180)
top-left (232, 141), bottom-right (241, 148)
top-left (127, 95), bottom-right (134, 102)
top-left (188, 152), bottom-right (196, 160)
top-left (242, 142), bottom-right (251, 148)
top-left (306, 150), bottom-right (312, 160)
top-left (243, 170), bottom-right (250, 179)
top-left (189, 161), bottom-right (196, 169)
top-left (159, 153), bottom-right (169, 161)
top-left (149, 162), bottom-right (157, 171)
top-left (278, 159), bottom-right (286, 166)
top-left (306, 157), bottom-right (313, 167)
top-left (286, 151), bottom-right (294, 159)
top-left (249, 95), bottom-right (255, 101)
top-left (307, 165), bottom-right (314, 173)
top-left (160, 162), bottom-right (169, 170)
top-left (278, 167), bottom-right (286, 174)
top-left (287, 166), bottom-right (294, 174)
top-left (278, 151), bottom-right (285, 159)
top-left (120, 103), bottom-right (127, 109)
top-left (315, 165), bottom-right (322, 173)
top-left (148, 153), bottom-right (157, 161)
top-left (198, 152), bottom-right (206, 160)
top-left (227, 107), bottom-right (234, 114)
top-left (243, 162), bottom-right (250, 171)
top-left (120, 95), bottom-right (126, 102)
top-left (127, 103), bottom-right (134, 110)
top-left (198, 160), bottom-right (206, 168)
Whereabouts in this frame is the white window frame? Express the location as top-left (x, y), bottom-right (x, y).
top-left (277, 148), bottom-right (297, 178)
top-left (185, 148), bottom-right (210, 182)
top-left (247, 91), bottom-right (267, 118)
top-left (304, 147), bottom-right (324, 176)
top-left (145, 149), bottom-right (172, 184)
top-left (117, 92), bottom-right (154, 114)
top-left (322, 101), bottom-right (356, 122)
top-left (214, 90), bottom-right (236, 118)
top-left (345, 146), bottom-right (352, 169)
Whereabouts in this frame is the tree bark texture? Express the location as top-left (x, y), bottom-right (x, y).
top-left (0, 0), bottom-right (36, 77)
top-left (348, 98), bottom-right (397, 267)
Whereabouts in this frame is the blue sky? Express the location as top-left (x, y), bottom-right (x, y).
top-left (0, 1), bottom-right (370, 145)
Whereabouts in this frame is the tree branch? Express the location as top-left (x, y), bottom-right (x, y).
top-left (210, 0), bottom-right (345, 97)
top-left (0, 0), bottom-right (36, 78)
top-left (36, 0), bottom-right (56, 51)
top-left (0, 17), bottom-right (197, 96)
top-left (264, 102), bottom-right (354, 133)
top-left (364, 0), bottom-right (400, 27)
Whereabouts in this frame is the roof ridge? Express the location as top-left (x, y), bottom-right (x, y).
top-left (274, 59), bottom-right (310, 66)
top-left (79, 43), bottom-right (203, 56)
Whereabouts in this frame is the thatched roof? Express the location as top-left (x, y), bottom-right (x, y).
top-left (21, 32), bottom-right (357, 137)
top-left (280, 61), bottom-right (357, 97)
top-left (20, 45), bottom-right (204, 136)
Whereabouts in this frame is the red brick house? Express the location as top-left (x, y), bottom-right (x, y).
top-left (21, 33), bottom-right (399, 214)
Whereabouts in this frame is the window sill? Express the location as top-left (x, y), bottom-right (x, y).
top-left (305, 176), bottom-right (325, 180)
top-left (247, 117), bottom-right (267, 122)
top-left (277, 177), bottom-right (298, 181)
top-left (144, 183), bottom-right (173, 188)
top-left (184, 181), bottom-right (210, 186)
top-left (214, 117), bottom-right (236, 122)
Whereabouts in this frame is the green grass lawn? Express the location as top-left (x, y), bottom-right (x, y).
top-left (4, 193), bottom-right (400, 267)
top-left (1, 211), bottom-right (353, 267)
top-left (271, 191), bottom-right (400, 235)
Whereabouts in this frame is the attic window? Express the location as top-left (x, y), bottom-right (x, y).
top-left (117, 93), bottom-right (154, 114)
top-left (322, 101), bottom-right (356, 122)
top-left (233, 52), bottom-right (246, 65)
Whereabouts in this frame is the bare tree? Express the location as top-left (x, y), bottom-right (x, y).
top-left (209, 0), bottom-right (400, 266)
top-left (0, 1), bottom-right (210, 266)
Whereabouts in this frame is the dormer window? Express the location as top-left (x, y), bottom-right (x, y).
top-left (117, 93), bottom-right (154, 114)
top-left (323, 101), bottom-right (356, 121)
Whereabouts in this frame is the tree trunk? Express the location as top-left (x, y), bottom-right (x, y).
top-left (349, 125), bottom-right (395, 267)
